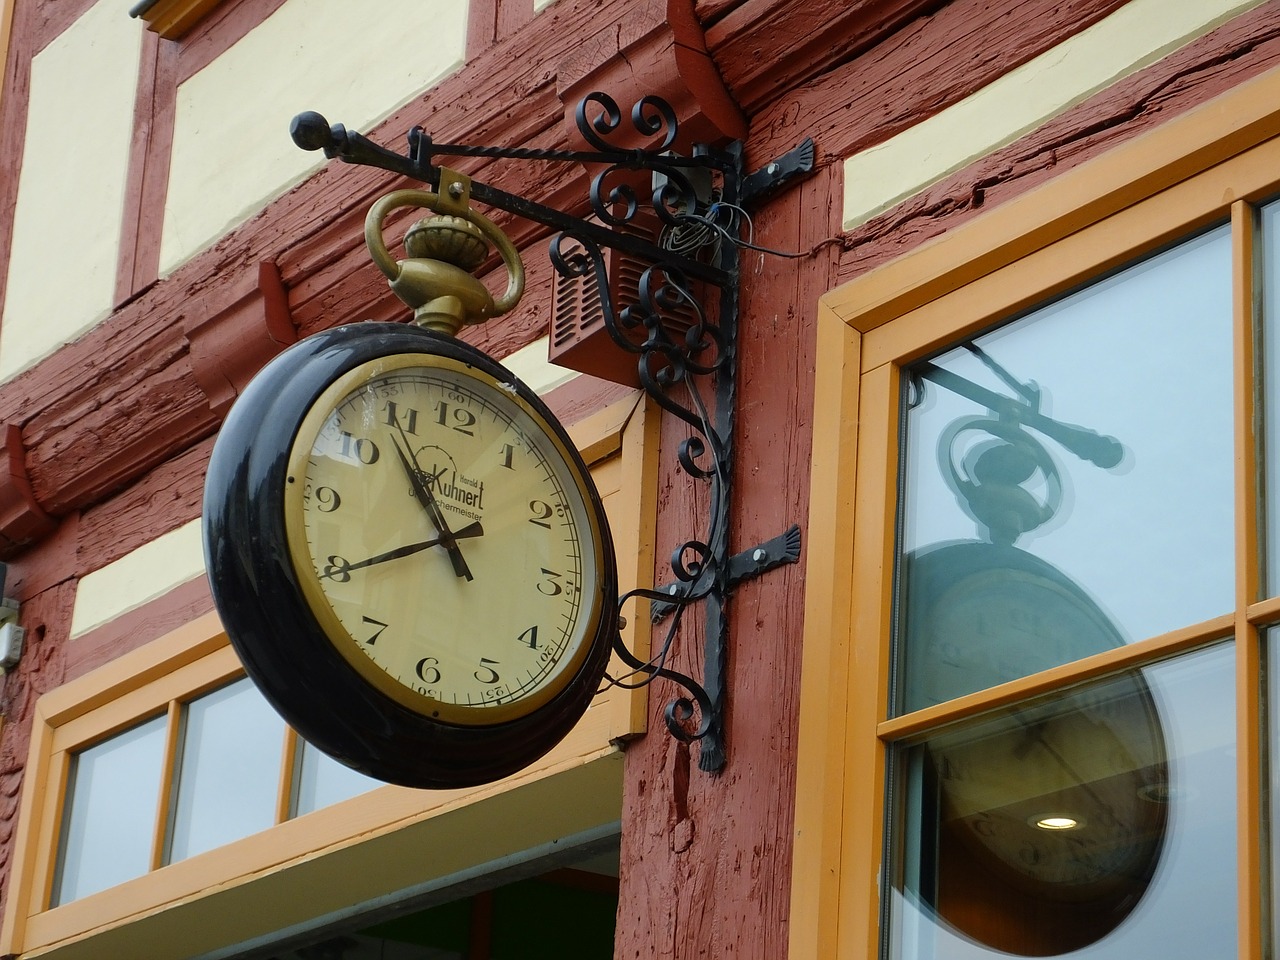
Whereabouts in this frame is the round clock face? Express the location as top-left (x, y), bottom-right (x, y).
top-left (284, 353), bottom-right (601, 725)
top-left (203, 323), bottom-right (618, 788)
top-left (900, 541), bottom-right (1169, 950)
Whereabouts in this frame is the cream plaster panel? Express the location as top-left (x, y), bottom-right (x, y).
top-left (159, 0), bottom-right (468, 275)
top-left (502, 335), bottom-right (580, 395)
top-left (0, 1), bottom-right (141, 381)
top-left (70, 519), bottom-right (207, 639)
top-left (842, 0), bottom-right (1268, 230)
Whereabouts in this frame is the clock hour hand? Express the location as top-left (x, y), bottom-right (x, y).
top-left (390, 431), bottom-right (474, 581)
top-left (327, 521), bottom-right (484, 577)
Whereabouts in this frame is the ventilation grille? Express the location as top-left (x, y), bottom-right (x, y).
top-left (549, 221), bottom-right (701, 388)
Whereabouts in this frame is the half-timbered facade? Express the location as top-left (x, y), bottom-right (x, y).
top-left (3, 1), bottom-right (1280, 958)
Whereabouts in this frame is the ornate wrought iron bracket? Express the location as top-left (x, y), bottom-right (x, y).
top-left (291, 92), bottom-right (813, 773)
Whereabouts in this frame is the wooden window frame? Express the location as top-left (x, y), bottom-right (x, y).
top-left (790, 63), bottom-right (1280, 960)
top-left (0, 392), bottom-right (658, 960)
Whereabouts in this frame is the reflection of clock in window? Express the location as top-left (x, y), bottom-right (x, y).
top-left (913, 669), bottom-right (1170, 954)
top-left (898, 542), bottom-right (1172, 952)
top-left (895, 353), bottom-right (1170, 954)
top-left (900, 541), bottom-right (1129, 712)
top-left (204, 322), bottom-right (618, 789)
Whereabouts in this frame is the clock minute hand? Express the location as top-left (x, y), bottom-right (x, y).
top-left (391, 432), bottom-right (474, 581)
top-left (331, 521), bottom-right (484, 577)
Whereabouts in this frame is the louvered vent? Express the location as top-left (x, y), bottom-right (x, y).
top-left (549, 217), bottom-right (700, 387)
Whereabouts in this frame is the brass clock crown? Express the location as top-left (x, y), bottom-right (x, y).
top-left (403, 215), bottom-right (489, 269)
top-left (364, 169), bottom-right (525, 336)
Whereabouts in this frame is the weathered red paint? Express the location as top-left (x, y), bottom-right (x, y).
top-left (3, 0), bottom-right (1280, 955)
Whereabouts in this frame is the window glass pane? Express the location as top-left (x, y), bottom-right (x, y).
top-left (1261, 200), bottom-right (1280, 596)
top-left (899, 227), bottom-right (1233, 712)
top-left (53, 714), bottom-right (166, 905)
top-left (293, 740), bottom-right (380, 816)
top-left (888, 643), bottom-right (1236, 959)
top-left (166, 677), bottom-right (285, 862)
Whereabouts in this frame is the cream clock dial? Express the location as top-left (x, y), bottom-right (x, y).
top-left (285, 354), bottom-right (600, 725)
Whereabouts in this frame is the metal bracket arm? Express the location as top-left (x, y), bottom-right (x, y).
top-left (291, 92), bottom-right (814, 773)
top-left (649, 524), bottom-right (802, 621)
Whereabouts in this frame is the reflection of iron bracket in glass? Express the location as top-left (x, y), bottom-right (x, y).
top-left (913, 346), bottom-right (1124, 545)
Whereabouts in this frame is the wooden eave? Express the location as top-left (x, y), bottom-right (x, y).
top-left (129, 0), bottom-right (231, 41)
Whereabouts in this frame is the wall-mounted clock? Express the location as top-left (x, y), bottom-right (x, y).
top-left (901, 540), bottom-right (1168, 952)
top-left (203, 322), bottom-right (618, 789)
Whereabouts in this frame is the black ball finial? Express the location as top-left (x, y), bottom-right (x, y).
top-left (290, 111), bottom-right (334, 152)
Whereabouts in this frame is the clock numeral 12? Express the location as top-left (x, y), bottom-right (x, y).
top-left (434, 400), bottom-right (476, 436)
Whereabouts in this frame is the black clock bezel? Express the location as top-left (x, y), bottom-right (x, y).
top-left (203, 322), bottom-right (619, 789)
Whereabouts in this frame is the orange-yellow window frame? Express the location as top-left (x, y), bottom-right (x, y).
top-left (790, 62), bottom-right (1280, 960)
top-left (1, 392), bottom-right (658, 960)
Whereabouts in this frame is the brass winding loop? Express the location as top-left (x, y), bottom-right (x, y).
top-left (939, 415), bottom-right (1063, 545)
top-left (364, 188), bottom-right (525, 326)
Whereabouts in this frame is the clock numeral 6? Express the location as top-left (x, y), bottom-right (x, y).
top-left (416, 657), bottom-right (441, 685)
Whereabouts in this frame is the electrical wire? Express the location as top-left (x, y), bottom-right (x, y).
top-left (661, 199), bottom-right (835, 260)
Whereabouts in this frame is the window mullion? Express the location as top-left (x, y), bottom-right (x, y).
top-left (1234, 198), bottom-right (1267, 960)
top-left (1234, 199), bottom-right (1263, 609)
top-left (151, 698), bottom-right (183, 872)
top-left (1236, 619), bottom-right (1266, 960)
top-left (278, 727), bottom-right (300, 825)
top-left (878, 614), bottom-right (1234, 742)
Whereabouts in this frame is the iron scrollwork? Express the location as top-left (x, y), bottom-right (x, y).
top-left (291, 92), bottom-right (812, 772)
